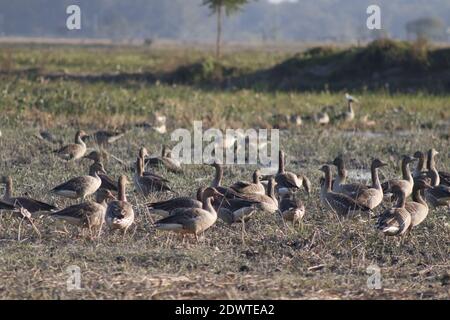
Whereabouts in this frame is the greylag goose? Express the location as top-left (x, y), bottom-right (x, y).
top-left (155, 187), bottom-right (223, 242)
top-left (275, 150), bottom-right (308, 195)
top-left (49, 189), bottom-right (115, 236)
top-left (405, 177), bottom-right (431, 230)
top-left (352, 159), bottom-right (387, 210)
top-left (217, 198), bottom-right (258, 224)
top-left (83, 130), bottom-right (124, 147)
top-left (145, 145), bottom-right (183, 173)
top-left (209, 162), bottom-right (245, 199)
top-left (425, 148), bottom-right (450, 187)
top-left (375, 186), bottom-right (411, 236)
top-left (332, 155), bottom-right (369, 197)
top-left (138, 147), bottom-right (170, 182)
top-left (319, 165), bottom-right (371, 217)
top-left (279, 194), bottom-right (305, 226)
top-left (424, 149), bottom-right (450, 208)
top-left (230, 169), bottom-right (265, 195)
top-left (134, 157), bottom-right (172, 196)
top-left (1, 176), bottom-right (57, 213)
top-left (147, 187), bottom-right (205, 218)
top-left (54, 130), bottom-right (88, 161)
top-left (51, 162), bottom-right (106, 201)
top-left (83, 158), bottom-right (118, 192)
top-left (381, 155), bottom-right (416, 199)
top-left (106, 175), bottom-right (135, 234)
top-left (341, 93), bottom-right (356, 122)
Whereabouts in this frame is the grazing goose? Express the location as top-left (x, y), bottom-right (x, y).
top-left (405, 178), bottom-right (431, 230)
top-left (145, 145), bottom-right (183, 173)
top-left (134, 157), bottom-right (172, 196)
top-left (147, 187), bottom-right (205, 218)
top-left (279, 194), bottom-right (305, 226)
top-left (83, 130), bottom-right (124, 147)
top-left (49, 190), bottom-right (115, 236)
top-left (217, 197), bottom-right (258, 225)
top-left (1, 176), bottom-right (57, 213)
top-left (424, 149), bottom-right (450, 208)
top-left (106, 175), bottom-right (135, 234)
top-left (376, 186), bottom-right (411, 237)
top-left (332, 156), bottom-right (369, 197)
top-left (54, 130), bottom-right (88, 161)
top-left (155, 187), bottom-right (223, 242)
top-left (230, 169), bottom-right (265, 195)
top-left (319, 165), bottom-right (371, 217)
top-left (352, 159), bottom-right (387, 210)
top-left (382, 155), bottom-right (416, 199)
top-left (425, 148), bottom-right (450, 187)
top-left (51, 162), bottom-right (106, 201)
top-left (227, 177), bottom-right (278, 214)
top-left (275, 150), bottom-right (303, 195)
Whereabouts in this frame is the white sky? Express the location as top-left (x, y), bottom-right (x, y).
top-left (268, 0), bottom-right (298, 4)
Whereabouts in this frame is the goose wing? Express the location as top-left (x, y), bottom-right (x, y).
top-left (148, 197), bottom-right (202, 211)
top-left (10, 197), bottom-right (57, 213)
top-left (276, 172), bottom-right (301, 189)
top-left (99, 174), bottom-right (118, 192)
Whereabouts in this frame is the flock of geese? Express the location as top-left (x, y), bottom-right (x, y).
top-left (1, 127), bottom-right (450, 243)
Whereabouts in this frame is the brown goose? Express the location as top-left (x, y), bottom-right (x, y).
top-left (54, 130), bottom-right (88, 161)
top-left (275, 150), bottom-right (307, 195)
top-left (331, 156), bottom-right (368, 197)
top-left (217, 197), bottom-right (258, 224)
top-left (50, 189), bottom-right (115, 236)
top-left (319, 165), bottom-right (371, 217)
top-left (106, 175), bottom-right (134, 234)
top-left (134, 157), bottom-right (172, 196)
top-left (154, 187), bottom-right (223, 242)
top-left (51, 162), bottom-right (106, 201)
top-left (381, 155), bottom-right (416, 199)
top-left (228, 177), bottom-right (278, 214)
top-left (230, 169), bottom-right (265, 195)
top-left (83, 130), bottom-right (124, 147)
top-left (352, 159), bottom-right (387, 210)
top-left (425, 148), bottom-right (450, 187)
top-left (209, 162), bottom-right (245, 199)
top-left (376, 186), bottom-right (411, 236)
top-left (95, 188), bottom-right (117, 204)
top-left (145, 145), bottom-right (183, 173)
top-left (424, 149), bottom-right (450, 208)
top-left (138, 147), bottom-right (170, 182)
top-left (147, 187), bottom-right (205, 218)
top-left (279, 194), bottom-right (305, 226)
top-left (1, 176), bottom-right (57, 213)
top-left (405, 178), bottom-right (431, 230)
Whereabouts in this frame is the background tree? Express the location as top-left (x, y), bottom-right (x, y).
top-left (202, 0), bottom-right (250, 58)
top-left (405, 17), bottom-right (446, 41)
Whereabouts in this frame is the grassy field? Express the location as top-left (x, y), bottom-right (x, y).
top-left (0, 43), bottom-right (449, 299)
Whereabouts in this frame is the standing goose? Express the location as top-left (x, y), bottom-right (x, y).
top-left (51, 162), bottom-right (106, 201)
top-left (382, 155), bottom-right (416, 199)
top-left (138, 147), bottom-right (170, 182)
top-left (375, 186), bottom-right (411, 237)
top-left (319, 165), bottom-right (371, 217)
top-left (424, 149), bottom-right (450, 208)
top-left (1, 176), bottom-right (57, 213)
top-left (145, 145), bottom-right (183, 173)
top-left (425, 148), bottom-right (450, 187)
top-left (230, 169), bottom-right (265, 195)
top-left (342, 93), bottom-right (356, 122)
top-left (332, 156), bottom-right (369, 197)
top-left (352, 159), bottom-right (387, 210)
top-left (134, 157), bottom-right (172, 196)
top-left (54, 130), bottom-right (88, 161)
top-left (49, 189), bottom-right (115, 236)
top-left (83, 154), bottom-right (118, 192)
top-left (279, 194), bottom-right (305, 226)
top-left (147, 187), bottom-right (205, 218)
top-left (275, 150), bottom-right (303, 195)
top-left (155, 187), bottom-right (223, 242)
top-left (405, 178), bottom-right (432, 230)
top-left (106, 175), bottom-right (135, 234)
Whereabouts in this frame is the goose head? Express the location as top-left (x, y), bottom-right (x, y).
top-left (402, 155), bottom-right (417, 165)
top-left (89, 162), bottom-right (107, 176)
top-left (414, 177), bottom-right (432, 190)
top-left (413, 151), bottom-right (424, 160)
top-left (83, 150), bottom-right (102, 162)
top-left (202, 187), bottom-right (224, 200)
top-left (371, 158), bottom-right (387, 169)
top-left (428, 148), bottom-right (439, 159)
